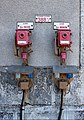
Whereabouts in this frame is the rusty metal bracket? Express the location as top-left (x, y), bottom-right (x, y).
top-left (7, 65), bottom-right (34, 105)
top-left (53, 65), bottom-right (79, 91)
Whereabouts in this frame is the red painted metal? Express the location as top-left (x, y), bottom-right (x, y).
top-left (21, 52), bottom-right (28, 62)
top-left (55, 28), bottom-right (72, 63)
top-left (15, 27), bottom-right (32, 65)
top-left (60, 52), bottom-right (67, 63)
top-left (15, 29), bottom-right (31, 47)
top-left (57, 30), bottom-right (72, 47)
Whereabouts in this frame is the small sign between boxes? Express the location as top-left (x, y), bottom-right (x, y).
top-left (36, 15), bottom-right (52, 23)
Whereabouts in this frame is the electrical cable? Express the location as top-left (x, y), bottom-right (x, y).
top-left (20, 90), bottom-right (25, 120)
top-left (58, 89), bottom-right (63, 120)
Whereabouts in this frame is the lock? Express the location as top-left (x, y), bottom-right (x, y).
top-left (14, 22), bottom-right (34, 65)
top-left (60, 52), bottom-right (67, 63)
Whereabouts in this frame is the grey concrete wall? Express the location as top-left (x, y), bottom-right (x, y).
top-left (0, 0), bottom-right (83, 120)
top-left (0, 0), bottom-right (79, 66)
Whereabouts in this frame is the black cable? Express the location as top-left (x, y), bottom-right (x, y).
top-left (20, 90), bottom-right (25, 120)
top-left (58, 89), bottom-right (63, 120)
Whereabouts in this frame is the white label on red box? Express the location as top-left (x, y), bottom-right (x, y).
top-left (60, 41), bottom-right (70, 44)
top-left (17, 22), bottom-right (34, 30)
top-left (18, 41), bottom-right (27, 44)
top-left (36, 15), bottom-right (51, 23)
top-left (54, 22), bottom-right (70, 30)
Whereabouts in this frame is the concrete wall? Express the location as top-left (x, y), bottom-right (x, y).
top-left (0, 0), bottom-right (84, 120)
top-left (0, 0), bottom-right (79, 66)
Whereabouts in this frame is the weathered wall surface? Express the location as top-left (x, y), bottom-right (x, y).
top-left (0, 0), bottom-right (84, 120)
top-left (0, 67), bottom-right (84, 120)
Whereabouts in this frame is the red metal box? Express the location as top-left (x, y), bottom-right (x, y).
top-left (15, 29), bottom-right (31, 47)
top-left (57, 30), bottom-right (72, 47)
